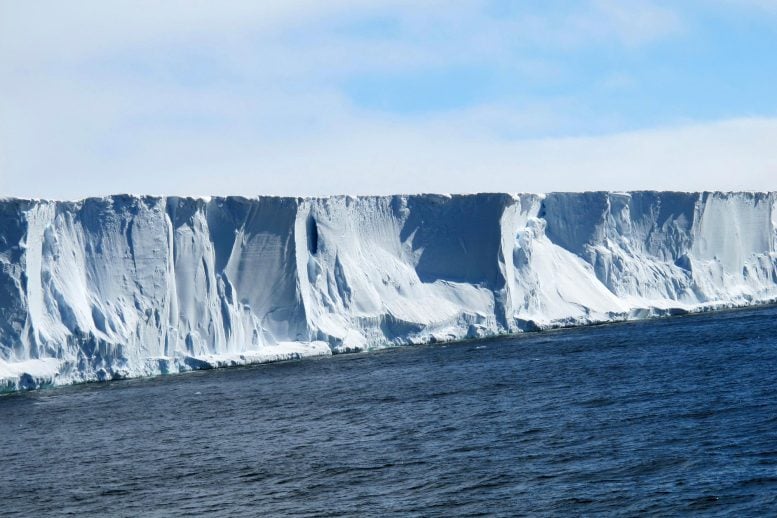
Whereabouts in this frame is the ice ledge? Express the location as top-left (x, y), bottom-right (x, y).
top-left (0, 342), bottom-right (332, 393)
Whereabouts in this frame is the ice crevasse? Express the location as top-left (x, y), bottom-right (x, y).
top-left (1, 191), bottom-right (776, 391)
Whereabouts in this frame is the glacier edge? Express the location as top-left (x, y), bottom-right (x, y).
top-left (2, 191), bottom-right (776, 391)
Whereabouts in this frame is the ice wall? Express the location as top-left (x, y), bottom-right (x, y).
top-left (2, 192), bottom-right (776, 390)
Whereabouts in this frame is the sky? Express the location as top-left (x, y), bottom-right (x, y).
top-left (1, 0), bottom-right (777, 198)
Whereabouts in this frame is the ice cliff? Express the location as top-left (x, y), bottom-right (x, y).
top-left (2, 192), bottom-right (776, 391)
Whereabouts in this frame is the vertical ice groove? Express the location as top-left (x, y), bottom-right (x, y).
top-left (22, 202), bottom-right (52, 353)
top-left (771, 193), bottom-right (777, 254)
top-left (1, 191), bottom-right (777, 391)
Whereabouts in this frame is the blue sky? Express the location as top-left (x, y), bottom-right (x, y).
top-left (343, 1), bottom-right (777, 130)
top-left (1, 0), bottom-right (776, 197)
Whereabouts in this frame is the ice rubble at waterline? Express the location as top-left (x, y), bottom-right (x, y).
top-left (1, 191), bottom-right (776, 391)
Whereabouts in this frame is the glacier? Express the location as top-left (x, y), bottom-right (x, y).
top-left (1, 191), bottom-right (776, 391)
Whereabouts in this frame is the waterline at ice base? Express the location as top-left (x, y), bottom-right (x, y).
top-left (2, 191), bottom-right (776, 391)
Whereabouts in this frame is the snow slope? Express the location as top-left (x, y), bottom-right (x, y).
top-left (1, 192), bottom-right (776, 391)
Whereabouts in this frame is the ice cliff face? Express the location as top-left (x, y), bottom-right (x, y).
top-left (2, 192), bottom-right (776, 390)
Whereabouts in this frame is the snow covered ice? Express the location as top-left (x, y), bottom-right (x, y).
top-left (2, 192), bottom-right (776, 391)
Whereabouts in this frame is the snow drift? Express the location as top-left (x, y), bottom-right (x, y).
top-left (2, 192), bottom-right (776, 391)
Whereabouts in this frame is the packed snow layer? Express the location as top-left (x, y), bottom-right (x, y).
top-left (1, 192), bottom-right (776, 391)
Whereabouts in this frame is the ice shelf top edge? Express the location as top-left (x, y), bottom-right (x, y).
top-left (2, 190), bottom-right (776, 205)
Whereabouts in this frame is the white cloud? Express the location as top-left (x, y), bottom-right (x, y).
top-left (716, 0), bottom-right (777, 14)
top-left (590, 0), bottom-right (682, 46)
top-left (3, 1), bottom-right (774, 199)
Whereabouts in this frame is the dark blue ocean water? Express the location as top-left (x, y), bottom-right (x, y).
top-left (2, 306), bottom-right (777, 516)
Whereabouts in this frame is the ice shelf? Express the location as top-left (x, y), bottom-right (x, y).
top-left (2, 192), bottom-right (776, 391)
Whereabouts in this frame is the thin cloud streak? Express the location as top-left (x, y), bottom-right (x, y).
top-left (3, 114), bottom-right (775, 199)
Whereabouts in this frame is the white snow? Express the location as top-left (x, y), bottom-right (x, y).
top-left (1, 191), bottom-right (776, 391)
